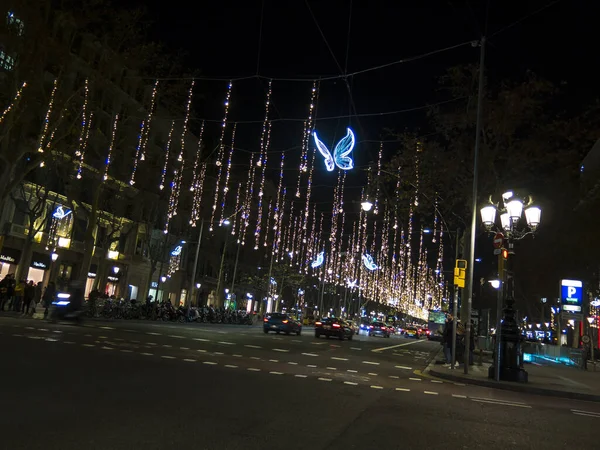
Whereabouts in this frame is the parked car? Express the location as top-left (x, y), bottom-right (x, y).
top-left (263, 313), bottom-right (302, 335)
top-left (368, 322), bottom-right (391, 338)
top-left (315, 318), bottom-right (354, 340)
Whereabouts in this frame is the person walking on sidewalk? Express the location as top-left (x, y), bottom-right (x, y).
top-left (42, 282), bottom-right (56, 319)
top-left (443, 315), bottom-right (459, 367)
top-left (30, 282), bottom-right (43, 316)
top-left (13, 279), bottom-right (25, 312)
top-left (22, 280), bottom-right (35, 315)
top-left (0, 274), bottom-right (10, 311)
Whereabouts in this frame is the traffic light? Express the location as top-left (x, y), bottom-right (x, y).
top-left (502, 249), bottom-right (508, 260)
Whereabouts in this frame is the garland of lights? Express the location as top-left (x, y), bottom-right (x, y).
top-left (159, 121), bottom-right (176, 190)
top-left (240, 152), bottom-right (255, 246)
top-left (220, 122), bottom-right (236, 225)
top-left (103, 114), bottom-right (120, 181)
top-left (75, 79), bottom-right (90, 158)
top-left (76, 111), bottom-right (93, 180)
top-left (140, 80), bottom-right (159, 161)
top-left (37, 79), bottom-right (58, 153)
top-left (189, 121), bottom-right (206, 227)
top-left (190, 121), bottom-right (205, 192)
top-left (0, 81), bottom-right (27, 125)
top-left (209, 81), bottom-right (233, 232)
top-left (129, 119), bottom-right (145, 185)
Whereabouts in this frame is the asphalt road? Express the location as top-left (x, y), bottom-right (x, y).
top-left (1, 315), bottom-right (599, 449)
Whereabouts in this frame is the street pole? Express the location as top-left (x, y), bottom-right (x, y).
top-left (451, 230), bottom-right (459, 369)
top-left (463, 36), bottom-right (486, 375)
top-left (188, 220), bottom-right (204, 308)
top-left (215, 227), bottom-right (231, 308)
top-left (154, 232), bottom-right (170, 302)
top-left (494, 251), bottom-right (504, 382)
top-left (229, 238), bottom-right (241, 300)
top-left (265, 249), bottom-right (275, 313)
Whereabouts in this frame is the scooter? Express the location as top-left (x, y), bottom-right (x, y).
top-left (49, 286), bottom-right (85, 323)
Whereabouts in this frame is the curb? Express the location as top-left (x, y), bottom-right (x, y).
top-left (428, 368), bottom-right (600, 403)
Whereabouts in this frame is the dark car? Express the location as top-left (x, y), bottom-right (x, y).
top-left (315, 318), bottom-right (354, 340)
top-left (368, 322), bottom-right (391, 338)
top-left (263, 313), bottom-right (302, 335)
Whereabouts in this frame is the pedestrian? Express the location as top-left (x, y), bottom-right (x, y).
top-left (443, 314), bottom-right (458, 367)
top-left (31, 281), bottom-right (43, 316)
top-left (0, 274), bottom-right (9, 311)
top-left (13, 279), bottom-right (25, 312)
top-left (469, 319), bottom-right (476, 366)
top-left (22, 280), bottom-right (35, 315)
top-left (42, 282), bottom-right (56, 319)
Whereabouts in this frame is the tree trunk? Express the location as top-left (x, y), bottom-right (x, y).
top-left (15, 238), bottom-right (34, 282)
top-left (76, 187), bottom-right (101, 285)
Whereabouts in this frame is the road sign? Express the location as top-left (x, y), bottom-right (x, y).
top-left (560, 279), bottom-right (583, 313)
top-left (493, 233), bottom-right (504, 249)
top-left (454, 260), bottom-right (467, 288)
top-left (582, 335), bottom-right (591, 344)
top-left (493, 248), bottom-right (501, 255)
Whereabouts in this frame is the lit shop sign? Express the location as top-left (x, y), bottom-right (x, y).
top-left (560, 279), bottom-right (583, 313)
top-left (0, 254), bottom-right (15, 263)
top-left (87, 272), bottom-right (97, 278)
top-left (31, 261), bottom-right (48, 270)
top-left (151, 282), bottom-right (158, 288)
top-left (107, 276), bottom-right (119, 282)
top-left (52, 206), bottom-right (72, 220)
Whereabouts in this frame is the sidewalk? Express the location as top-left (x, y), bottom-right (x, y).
top-left (428, 356), bottom-right (600, 402)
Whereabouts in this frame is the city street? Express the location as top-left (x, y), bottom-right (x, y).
top-left (1, 316), bottom-right (599, 449)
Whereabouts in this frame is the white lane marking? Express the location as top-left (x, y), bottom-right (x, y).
top-left (82, 344), bottom-right (95, 347)
top-left (424, 391), bottom-right (439, 395)
top-left (25, 327), bottom-right (34, 330)
top-left (120, 349), bottom-right (133, 353)
top-left (194, 338), bottom-right (210, 342)
top-left (307, 364), bottom-right (317, 368)
top-left (326, 367), bottom-right (337, 371)
top-left (146, 332), bottom-right (161, 336)
top-left (295, 374), bottom-right (308, 378)
top-left (245, 344), bottom-right (261, 349)
top-left (454, 383), bottom-right (466, 386)
top-left (124, 329), bottom-right (135, 333)
top-left (232, 354), bottom-right (243, 358)
top-left (132, 340), bottom-right (140, 343)
top-left (571, 409), bottom-right (600, 417)
top-left (350, 347), bottom-right (362, 350)
top-left (395, 365), bottom-right (413, 370)
top-left (362, 361), bottom-right (380, 365)
top-left (203, 361), bottom-right (217, 365)
top-left (471, 397), bottom-right (527, 405)
top-left (100, 326), bottom-right (115, 330)
top-left (224, 364), bottom-right (238, 368)
top-left (302, 352), bottom-right (319, 357)
top-left (318, 378), bottom-right (332, 382)
top-left (162, 345), bottom-right (172, 348)
top-left (471, 398), bottom-right (531, 408)
top-left (268, 359), bottom-right (279, 363)
top-left (389, 375), bottom-right (399, 379)
top-left (273, 348), bottom-right (289, 352)
top-left (101, 346), bottom-right (114, 350)
top-left (140, 352), bottom-right (153, 356)
top-left (291, 340), bottom-right (302, 343)
top-left (409, 378), bottom-right (422, 381)
top-left (180, 347), bottom-right (189, 350)
top-left (161, 356), bottom-right (176, 360)
top-left (396, 388), bottom-right (411, 392)
top-left (347, 369), bottom-right (358, 373)
top-left (169, 335), bottom-right (185, 339)
top-left (329, 344), bottom-right (341, 348)
top-left (272, 337), bottom-right (283, 340)
top-left (431, 380), bottom-right (443, 384)
top-left (288, 362), bottom-right (298, 365)
top-left (218, 341), bottom-right (235, 345)
top-left (344, 381), bottom-right (358, 386)
top-left (452, 394), bottom-right (467, 398)
top-left (214, 352), bottom-right (224, 355)
top-left (250, 356), bottom-right (261, 360)
top-left (183, 359), bottom-right (197, 362)
top-left (148, 342), bottom-right (158, 346)
top-left (370, 385), bottom-right (384, 390)
top-left (312, 342), bottom-right (326, 345)
top-left (84, 334), bottom-right (92, 337)
top-left (331, 357), bottom-right (348, 361)
top-left (368, 372), bottom-right (378, 376)
top-left (197, 349), bottom-right (207, 353)
top-left (270, 371), bottom-right (284, 375)
top-left (371, 339), bottom-right (422, 352)
top-left (247, 368), bottom-right (261, 372)
top-left (64, 341), bottom-right (75, 344)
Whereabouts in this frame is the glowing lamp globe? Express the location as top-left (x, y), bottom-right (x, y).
top-left (525, 205), bottom-right (541, 229)
top-left (480, 204), bottom-right (497, 228)
top-left (361, 200), bottom-right (373, 212)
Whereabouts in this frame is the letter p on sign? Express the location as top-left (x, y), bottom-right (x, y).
top-left (568, 286), bottom-right (577, 297)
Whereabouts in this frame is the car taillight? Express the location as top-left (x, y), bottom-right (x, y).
top-left (381, 326), bottom-right (386, 330)
top-left (263, 318), bottom-right (268, 322)
top-left (315, 321), bottom-right (322, 326)
top-left (332, 323), bottom-right (341, 328)
top-left (282, 320), bottom-right (288, 324)
top-left (370, 325), bottom-right (374, 329)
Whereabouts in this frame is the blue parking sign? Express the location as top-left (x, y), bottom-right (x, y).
top-left (560, 279), bottom-right (583, 312)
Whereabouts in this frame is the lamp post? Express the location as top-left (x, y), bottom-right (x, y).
top-left (188, 219), bottom-right (205, 308)
top-left (587, 316), bottom-right (595, 371)
top-left (480, 191), bottom-right (541, 382)
top-left (215, 219), bottom-right (232, 308)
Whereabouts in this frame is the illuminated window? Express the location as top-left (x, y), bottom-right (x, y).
top-left (7, 11), bottom-right (24, 36)
top-left (0, 50), bottom-right (15, 71)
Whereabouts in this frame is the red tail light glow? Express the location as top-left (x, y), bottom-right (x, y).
top-left (332, 323), bottom-right (341, 328)
top-left (315, 321), bottom-right (322, 326)
top-left (370, 325), bottom-right (374, 329)
top-left (380, 326), bottom-right (386, 330)
top-left (282, 320), bottom-right (288, 324)
top-left (263, 318), bottom-right (268, 322)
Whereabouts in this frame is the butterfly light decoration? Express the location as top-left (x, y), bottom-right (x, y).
top-left (311, 251), bottom-right (325, 268)
top-left (52, 205), bottom-right (72, 220)
top-left (362, 253), bottom-right (378, 271)
top-left (313, 127), bottom-right (356, 171)
top-left (346, 278), bottom-right (358, 289)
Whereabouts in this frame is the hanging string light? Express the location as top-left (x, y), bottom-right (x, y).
top-left (189, 162), bottom-right (207, 227)
top-left (295, 81), bottom-right (318, 198)
top-left (129, 120), bottom-right (145, 185)
top-left (103, 114), bottom-right (119, 181)
top-left (140, 79), bottom-right (159, 161)
top-left (374, 141), bottom-right (383, 214)
top-left (273, 152), bottom-right (285, 232)
top-left (178, 80), bottom-right (195, 162)
top-left (263, 199), bottom-right (273, 247)
top-left (231, 182), bottom-right (242, 239)
top-left (76, 111), bottom-right (93, 180)
top-left (0, 81), bottom-right (27, 125)
top-left (75, 79), bottom-right (90, 158)
top-left (254, 121), bottom-right (271, 249)
top-left (159, 121), bottom-right (176, 190)
top-left (164, 167), bottom-right (180, 234)
top-left (414, 141), bottom-right (422, 206)
top-left (240, 152), bottom-right (255, 246)
top-left (220, 122), bottom-right (236, 225)
top-left (210, 81), bottom-right (233, 232)
top-left (37, 79), bottom-right (58, 153)
top-left (190, 121), bottom-right (206, 192)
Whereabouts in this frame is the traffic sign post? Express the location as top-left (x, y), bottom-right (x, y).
top-left (454, 259), bottom-right (467, 288)
top-left (493, 232), bottom-right (504, 249)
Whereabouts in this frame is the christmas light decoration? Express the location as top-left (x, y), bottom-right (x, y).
top-left (52, 206), bottom-right (72, 220)
top-left (362, 253), bottom-right (378, 271)
top-left (76, 111), bottom-right (93, 180)
top-left (311, 251), bottom-right (324, 268)
top-left (189, 162), bottom-right (206, 227)
top-left (103, 114), bottom-right (119, 181)
top-left (240, 152), bottom-right (256, 246)
top-left (254, 120), bottom-right (271, 250)
top-left (231, 182), bottom-right (242, 239)
top-left (210, 81), bottom-right (233, 232)
top-left (75, 79), bottom-right (90, 158)
top-left (190, 121), bottom-right (205, 192)
top-left (129, 120), bottom-right (145, 185)
top-left (159, 121), bottom-right (176, 190)
top-left (37, 79), bottom-right (58, 153)
top-left (0, 81), bottom-right (27, 125)
top-left (313, 128), bottom-right (355, 171)
top-left (140, 80), bottom-right (159, 161)
top-left (178, 81), bottom-right (195, 163)
top-left (220, 122), bottom-right (236, 225)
